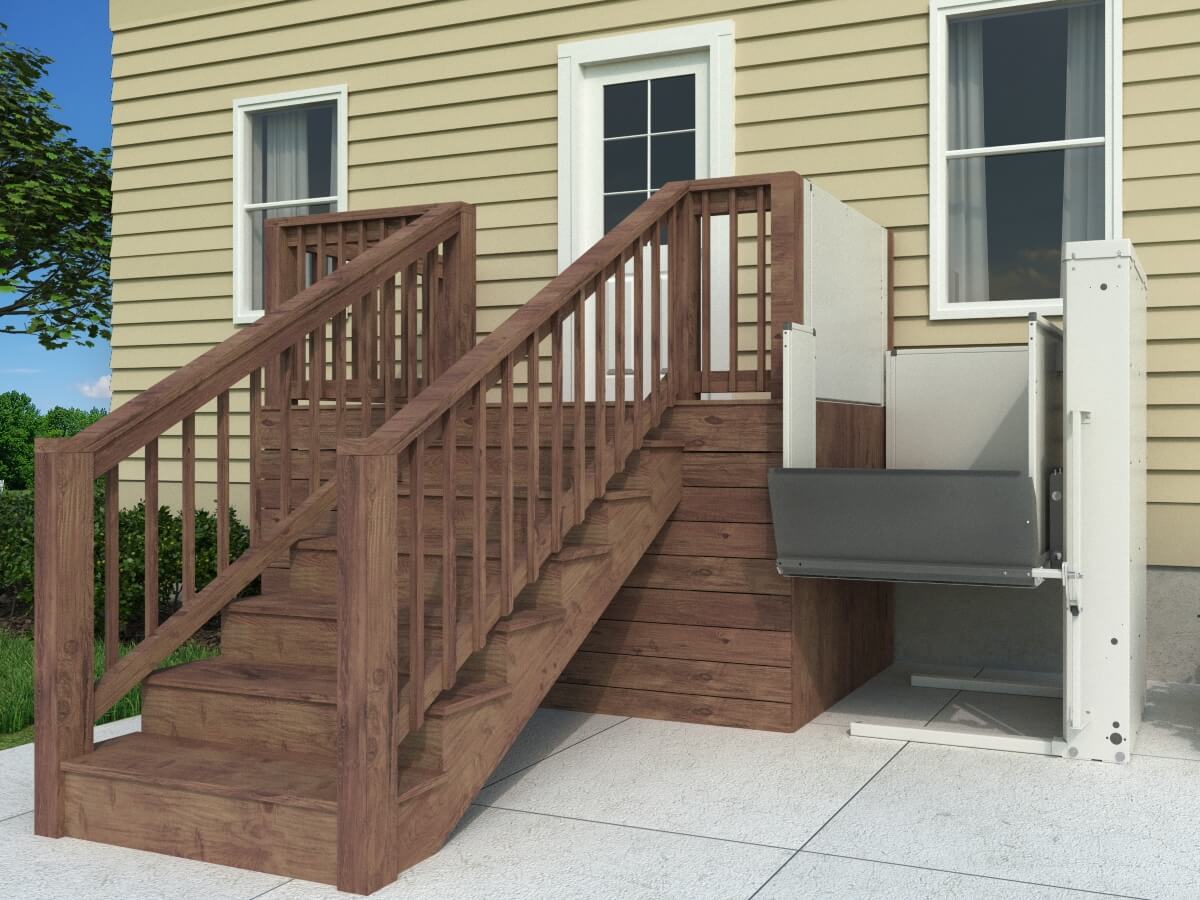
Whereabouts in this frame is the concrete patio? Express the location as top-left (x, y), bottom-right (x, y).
top-left (6, 665), bottom-right (1199, 899)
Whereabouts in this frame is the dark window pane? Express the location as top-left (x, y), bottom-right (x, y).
top-left (948, 0), bottom-right (1102, 150)
top-left (604, 80), bottom-right (647, 138)
top-left (650, 74), bottom-right (695, 133)
top-left (604, 192), bottom-right (646, 233)
top-left (604, 137), bottom-right (647, 193)
top-left (650, 131), bottom-right (695, 189)
top-left (946, 147), bottom-right (1102, 303)
top-left (251, 101), bottom-right (338, 203)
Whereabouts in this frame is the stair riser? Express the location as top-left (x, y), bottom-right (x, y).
top-left (141, 685), bottom-right (336, 761)
top-left (63, 774), bottom-right (335, 883)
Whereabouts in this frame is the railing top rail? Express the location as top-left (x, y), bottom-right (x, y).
top-left (342, 171), bottom-right (794, 461)
top-left (55, 202), bottom-right (468, 473)
top-left (270, 204), bottom-right (436, 231)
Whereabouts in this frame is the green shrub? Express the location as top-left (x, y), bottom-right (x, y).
top-left (0, 630), bottom-right (217, 734)
top-left (0, 481), bottom-right (254, 638)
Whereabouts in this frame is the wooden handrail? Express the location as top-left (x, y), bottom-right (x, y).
top-left (343, 183), bottom-right (692, 460)
top-left (58, 203), bottom-right (466, 474)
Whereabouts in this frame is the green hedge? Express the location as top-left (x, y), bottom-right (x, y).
top-left (0, 481), bottom-right (254, 638)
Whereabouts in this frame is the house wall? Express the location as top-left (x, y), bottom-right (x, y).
top-left (107, 0), bottom-right (1200, 566)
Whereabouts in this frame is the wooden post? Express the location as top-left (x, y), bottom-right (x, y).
top-left (336, 447), bottom-right (399, 894)
top-left (33, 444), bottom-right (95, 838)
top-left (769, 174), bottom-right (805, 400)
top-left (442, 205), bottom-right (477, 366)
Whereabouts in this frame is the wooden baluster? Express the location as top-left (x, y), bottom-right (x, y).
top-left (294, 232), bottom-right (307, 399)
top-left (217, 389), bottom-right (230, 571)
top-left (633, 235), bottom-right (644, 448)
top-left (144, 438), bottom-right (159, 637)
top-left (573, 292), bottom-right (586, 521)
top-left (472, 380), bottom-right (486, 649)
top-left (701, 191), bottom-right (712, 395)
top-left (333, 310), bottom-right (347, 442)
top-left (410, 436), bottom-right (425, 731)
top-left (422, 250), bottom-right (435, 384)
top-left (309, 328), bottom-right (322, 492)
top-left (728, 188), bottom-right (739, 394)
top-left (382, 278), bottom-right (397, 419)
top-left (337, 222), bottom-right (346, 271)
top-left (526, 334), bottom-right (539, 583)
top-left (104, 467), bottom-right (119, 670)
top-left (550, 313), bottom-right (564, 553)
top-left (651, 220), bottom-right (662, 426)
top-left (367, 285), bottom-right (380, 405)
top-left (756, 187), bottom-right (767, 392)
top-left (404, 262), bottom-right (418, 400)
top-left (500, 356), bottom-right (515, 615)
top-left (278, 347), bottom-right (293, 520)
top-left (593, 277), bottom-right (606, 499)
top-left (441, 405), bottom-right (457, 690)
top-left (357, 293), bottom-right (371, 437)
top-left (613, 255), bottom-right (625, 470)
top-left (181, 414), bottom-right (196, 605)
top-left (249, 369), bottom-right (261, 544)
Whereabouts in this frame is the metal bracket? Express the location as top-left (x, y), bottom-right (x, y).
top-left (1063, 563), bottom-right (1084, 615)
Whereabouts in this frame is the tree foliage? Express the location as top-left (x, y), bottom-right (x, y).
top-left (0, 23), bottom-right (112, 349)
top-left (0, 390), bottom-right (104, 490)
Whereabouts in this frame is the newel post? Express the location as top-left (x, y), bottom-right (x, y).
top-left (769, 174), bottom-right (805, 400)
top-left (33, 442), bottom-right (95, 837)
top-left (336, 444), bottom-right (399, 894)
top-left (441, 204), bottom-right (478, 375)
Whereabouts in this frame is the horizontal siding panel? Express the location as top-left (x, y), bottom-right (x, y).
top-left (1149, 406), bottom-right (1200, 436)
top-left (111, 296), bottom-right (233, 326)
top-left (113, 180), bottom-right (231, 214)
top-left (739, 45), bottom-right (927, 97)
top-left (1125, 208), bottom-right (1200, 244)
top-left (1149, 503), bottom-right (1200, 567)
top-left (1125, 75), bottom-right (1200, 116)
top-left (354, 121), bottom-right (553, 166)
top-left (111, 250), bottom-right (230, 280)
top-left (1125, 9), bottom-right (1200, 52)
top-left (1124, 174), bottom-right (1200, 211)
top-left (113, 133), bottom-right (232, 168)
top-left (113, 111), bottom-right (229, 147)
top-left (737, 76), bottom-right (928, 125)
top-left (1149, 341), bottom-right (1200, 374)
top-left (1149, 308), bottom-right (1200, 340)
top-left (113, 204), bottom-right (231, 236)
top-left (1149, 472), bottom-right (1200, 503)
top-left (1124, 42), bottom-right (1200, 83)
top-left (353, 146), bottom-right (556, 190)
top-left (112, 227), bottom-right (231, 259)
top-left (112, 156), bottom-right (231, 192)
top-left (113, 274), bottom-right (232, 302)
top-left (352, 94), bottom-right (556, 142)
top-left (1149, 374), bottom-right (1200, 404)
top-left (1150, 438), bottom-right (1200, 471)
top-left (1124, 142), bottom-right (1200, 180)
top-left (1124, 109), bottom-right (1200, 147)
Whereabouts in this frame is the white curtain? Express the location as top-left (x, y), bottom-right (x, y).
top-left (1062, 2), bottom-right (1105, 245)
top-left (947, 19), bottom-right (989, 303)
top-left (250, 109), bottom-right (311, 309)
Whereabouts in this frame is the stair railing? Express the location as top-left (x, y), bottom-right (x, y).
top-left (34, 201), bottom-right (476, 838)
top-left (334, 172), bottom-right (806, 893)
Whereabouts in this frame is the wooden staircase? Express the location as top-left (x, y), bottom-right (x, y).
top-left (36, 175), bottom-right (812, 893)
top-left (58, 443), bottom-right (680, 885)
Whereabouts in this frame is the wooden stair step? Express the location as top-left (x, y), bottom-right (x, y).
top-left (603, 488), bottom-right (653, 502)
top-left (427, 681), bottom-right (512, 719)
top-left (397, 767), bottom-right (450, 804)
top-left (61, 732), bottom-right (336, 812)
top-left (554, 544), bottom-right (612, 563)
top-left (493, 607), bottom-right (565, 634)
top-left (227, 593), bottom-right (335, 620)
top-left (146, 659), bottom-right (336, 705)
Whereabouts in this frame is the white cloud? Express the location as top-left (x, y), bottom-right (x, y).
top-left (78, 374), bottom-right (113, 401)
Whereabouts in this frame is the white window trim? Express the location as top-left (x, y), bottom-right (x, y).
top-left (231, 85), bottom-right (349, 324)
top-left (556, 21), bottom-right (734, 274)
top-left (928, 0), bottom-right (1122, 321)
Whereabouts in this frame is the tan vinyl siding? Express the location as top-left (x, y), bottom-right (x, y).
top-left (108, 0), bottom-right (1200, 565)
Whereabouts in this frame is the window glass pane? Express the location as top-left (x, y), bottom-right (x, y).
top-left (250, 101), bottom-right (337, 203)
top-left (947, 0), bottom-right (1103, 150)
top-left (946, 147), bottom-right (1102, 303)
top-left (650, 74), bottom-right (695, 133)
top-left (249, 203), bottom-right (333, 311)
top-left (604, 192), bottom-right (646, 234)
top-left (604, 81), bottom-right (647, 138)
top-left (604, 137), bottom-right (647, 193)
top-left (650, 131), bottom-right (695, 189)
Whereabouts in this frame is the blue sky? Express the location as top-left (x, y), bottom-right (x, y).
top-left (3, 4), bottom-right (114, 412)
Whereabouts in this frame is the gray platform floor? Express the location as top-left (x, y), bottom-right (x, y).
top-left (6, 667), bottom-right (1199, 899)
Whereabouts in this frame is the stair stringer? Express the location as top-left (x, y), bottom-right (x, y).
top-left (388, 444), bottom-right (681, 875)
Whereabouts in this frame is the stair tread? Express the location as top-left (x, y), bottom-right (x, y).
top-left (295, 535), bottom-right (533, 557)
top-left (146, 659), bottom-right (336, 705)
top-left (228, 594), bottom-right (335, 619)
top-left (428, 681), bottom-right (512, 718)
top-left (61, 732), bottom-right (337, 812)
top-left (397, 767), bottom-right (450, 804)
top-left (494, 607), bottom-right (565, 634)
top-left (603, 488), bottom-right (653, 501)
top-left (554, 544), bottom-right (612, 562)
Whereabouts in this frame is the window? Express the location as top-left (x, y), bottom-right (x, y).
top-left (929, 0), bottom-right (1119, 319)
top-left (232, 86), bottom-right (347, 322)
top-left (602, 74), bottom-right (697, 232)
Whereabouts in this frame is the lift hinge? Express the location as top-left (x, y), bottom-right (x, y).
top-left (1063, 564), bottom-right (1083, 615)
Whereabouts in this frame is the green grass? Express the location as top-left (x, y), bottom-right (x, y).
top-left (0, 631), bottom-right (218, 747)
